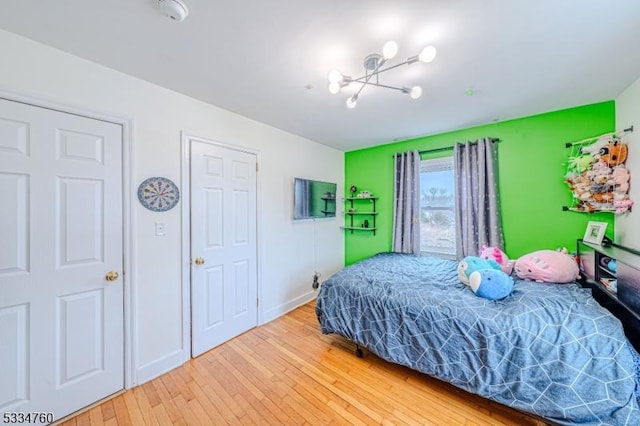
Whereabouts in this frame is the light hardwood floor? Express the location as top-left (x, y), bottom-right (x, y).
top-left (59, 302), bottom-right (548, 425)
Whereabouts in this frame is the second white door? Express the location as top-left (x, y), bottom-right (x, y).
top-left (190, 140), bottom-right (257, 357)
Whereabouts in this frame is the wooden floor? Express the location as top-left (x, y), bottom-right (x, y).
top-left (59, 302), bottom-right (548, 425)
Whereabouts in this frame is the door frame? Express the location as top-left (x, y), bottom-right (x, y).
top-left (180, 132), bottom-right (262, 357)
top-left (0, 89), bottom-right (136, 389)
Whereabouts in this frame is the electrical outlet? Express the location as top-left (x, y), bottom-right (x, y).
top-left (155, 222), bottom-right (166, 236)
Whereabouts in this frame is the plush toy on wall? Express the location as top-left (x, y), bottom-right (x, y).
top-left (599, 141), bottom-right (628, 167)
top-left (565, 133), bottom-right (633, 214)
top-left (580, 135), bottom-right (613, 157)
top-left (468, 269), bottom-right (514, 301)
top-left (514, 250), bottom-right (580, 283)
top-left (478, 245), bottom-right (513, 274)
top-left (568, 154), bottom-right (595, 173)
top-left (457, 256), bottom-right (502, 286)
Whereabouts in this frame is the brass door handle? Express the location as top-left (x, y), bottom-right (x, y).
top-left (105, 271), bottom-right (119, 282)
top-left (194, 257), bottom-right (205, 266)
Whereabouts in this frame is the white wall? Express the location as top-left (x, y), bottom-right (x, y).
top-left (615, 75), bottom-right (640, 251)
top-left (0, 30), bottom-right (344, 384)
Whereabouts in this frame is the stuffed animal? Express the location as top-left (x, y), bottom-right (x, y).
top-left (514, 250), bottom-right (580, 283)
top-left (468, 269), bottom-right (514, 300)
top-left (611, 165), bottom-right (630, 194)
top-left (457, 256), bottom-right (502, 286)
top-left (580, 135), bottom-right (612, 157)
top-left (478, 245), bottom-right (513, 274)
top-left (568, 154), bottom-right (595, 173)
top-left (593, 192), bottom-right (613, 203)
top-left (613, 199), bottom-right (633, 214)
top-left (599, 141), bottom-right (628, 166)
top-left (589, 159), bottom-right (612, 185)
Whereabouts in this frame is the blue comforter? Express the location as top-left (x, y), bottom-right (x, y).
top-left (316, 253), bottom-right (640, 425)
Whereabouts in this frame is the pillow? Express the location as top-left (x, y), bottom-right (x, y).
top-left (514, 250), bottom-right (579, 283)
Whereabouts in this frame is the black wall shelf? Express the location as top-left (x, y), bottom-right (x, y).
top-left (341, 197), bottom-right (378, 235)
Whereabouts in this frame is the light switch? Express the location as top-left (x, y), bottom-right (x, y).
top-left (155, 222), bottom-right (166, 236)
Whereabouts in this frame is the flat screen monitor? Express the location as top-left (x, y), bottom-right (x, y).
top-left (293, 178), bottom-right (337, 220)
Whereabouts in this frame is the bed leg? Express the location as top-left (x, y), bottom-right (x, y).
top-left (355, 344), bottom-right (363, 358)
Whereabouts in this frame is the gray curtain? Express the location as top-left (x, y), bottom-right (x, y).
top-left (392, 150), bottom-right (420, 254)
top-left (454, 138), bottom-right (504, 258)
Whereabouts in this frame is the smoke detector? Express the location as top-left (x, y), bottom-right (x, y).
top-left (158, 0), bottom-right (189, 22)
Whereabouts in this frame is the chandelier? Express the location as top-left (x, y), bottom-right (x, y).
top-left (327, 41), bottom-right (437, 108)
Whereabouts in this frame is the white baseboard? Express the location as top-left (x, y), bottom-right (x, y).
top-left (134, 292), bottom-right (317, 384)
top-left (261, 291), bottom-right (316, 324)
top-left (134, 348), bottom-right (189, 386)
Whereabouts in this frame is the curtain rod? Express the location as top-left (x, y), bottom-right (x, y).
top-left (391, 138), bottom-right (500, 157)
top-left (416, 137), bottom-right (500, 155)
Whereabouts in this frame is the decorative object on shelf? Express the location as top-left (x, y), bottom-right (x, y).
top-left (564, 126), bottom-right (634, 213)
top-left (357, 190), bottom-right (371, 198)
top-left (583, 221), bottom-right (608, 245)
top-left (363, 219), bottom-right (370, 228)
top-left (137, 176), bottom-right (180, 212)
top-left (349, 185), bottom-right (357, 196)
top-left (348, 207), bottom-right (355, 213)
top-left (327, 41), bottom-right (437, 108)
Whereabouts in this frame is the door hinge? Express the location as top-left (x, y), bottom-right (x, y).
top-left (256, 299), bottom-right (259, 307)
top-left (256, 162), bottom-right (259, 172)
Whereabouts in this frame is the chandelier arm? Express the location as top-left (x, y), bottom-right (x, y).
top-left (355, 81), bottom-right (405, 91)
top-left (374, 59), bottom-right (413, 74)
top-left (353, 58), bottom-right (387, 98)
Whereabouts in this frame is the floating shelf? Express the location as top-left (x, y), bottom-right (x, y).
top-left (343, 196), bottom-right (378, 235)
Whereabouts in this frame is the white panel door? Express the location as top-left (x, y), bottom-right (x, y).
top-left (0, 98), bottom-right (123, 422)
top-left (191, 140), bottom-right (257, 357)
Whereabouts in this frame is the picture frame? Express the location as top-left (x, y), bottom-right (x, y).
top-left (583, 221), bottom-right (608, 245)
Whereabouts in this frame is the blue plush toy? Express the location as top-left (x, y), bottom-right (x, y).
top-left (468, 269), bottom-right (514, 300)
top-left (457, 256), bottom-right (502, 286)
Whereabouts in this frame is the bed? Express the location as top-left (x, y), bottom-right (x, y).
top-left (315, 252), bottom-right (640, 426)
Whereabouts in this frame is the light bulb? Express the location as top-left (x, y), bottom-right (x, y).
top-left (346, 95), bottom-right (358, 109)
top-left (327, 69), bottom-right (343, 83)
top-left (418, 45), bottom-right (437, 63)
top-left (328, 82), bottom-right (341, 94)
top-left (382, 41), bottom-right (398, 60)
top-left (409, 86), bottom-right (422, 99)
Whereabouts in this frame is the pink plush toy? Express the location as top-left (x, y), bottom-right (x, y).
top-left (614, 199), bottom-right (634, 214)
top-left (514, 250), bottom-right (579, 283)
top-left (479, 245), bottom-right (513, 274)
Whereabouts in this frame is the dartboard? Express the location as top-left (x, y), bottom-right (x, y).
top-left (137, 177), bottom-right (180, 212)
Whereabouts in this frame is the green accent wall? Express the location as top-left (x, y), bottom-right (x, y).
top-left (344, 101), bottom-right (616, 265)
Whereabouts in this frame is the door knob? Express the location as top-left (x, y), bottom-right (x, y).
top-left (194, 257), bottom-right (205, 265)
top-left (105, 271), bottom-right (119, 281)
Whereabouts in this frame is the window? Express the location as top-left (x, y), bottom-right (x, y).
top-left (419, 156), bottom-right (456, 257)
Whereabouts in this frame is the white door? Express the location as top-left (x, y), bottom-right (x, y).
top-left (0, 98), bottom-right (124, 421)
top-left (190, 140), bottom-right (257, 357)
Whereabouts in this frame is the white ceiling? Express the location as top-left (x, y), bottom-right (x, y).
top-left (1, 1), bottom-right (640, 151)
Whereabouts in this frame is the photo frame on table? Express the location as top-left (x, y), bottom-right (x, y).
top-left (583, 221), bottom-right (608, 245)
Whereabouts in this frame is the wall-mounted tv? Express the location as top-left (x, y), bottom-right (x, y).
top-left (293, 178), bottom-right (337, 220)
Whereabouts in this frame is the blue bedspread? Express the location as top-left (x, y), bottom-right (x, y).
top-left (316, 253), bottom-right (640, 425)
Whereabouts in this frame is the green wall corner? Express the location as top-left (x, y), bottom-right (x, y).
top-left (344, 101), bottom-right (616, 265)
